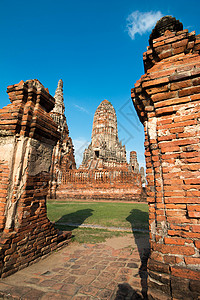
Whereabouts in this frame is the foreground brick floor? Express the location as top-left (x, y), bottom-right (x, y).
top-left (0, 234), bottom-right (149, 299)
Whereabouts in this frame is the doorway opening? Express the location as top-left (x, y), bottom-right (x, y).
top-left (95, 150), bottom-right (99, 158)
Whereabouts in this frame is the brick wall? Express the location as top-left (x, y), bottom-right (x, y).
top-left (56, 169), bottom-right (144, 201)
top-left (0, 80), bottom-right (71, 278)
top-left (131, 17), bottom-right (200, 299)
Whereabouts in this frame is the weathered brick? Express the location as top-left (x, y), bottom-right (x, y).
top-left (164, 237), bottom-right (185, 245)
top-left (155, 95), bottom-right (192, 108)
top-left (133, 16), bottom-right (200, 300)
top-left (153, 243), bottom-right (195, 256)
top-left (179, 86), bottom-right (200, 97)
top-left (152, 91), bottom-right (177, 102)
top-left (148, 259), bottom-right (170, 274)
top-left (171, 266), bottom-right (200, 280)
top-left (0, 79), bottom-right (71, 279)
top-left (142, 77), bottom-right (169, 88)
top-left (165, 197), bottom-right (199, 204)
top-left (187, 204), bottom-right (200, 211)
top-left (184, 257), bottom-right (200, 265)
top-left (190, 225), bottom-right (200, 233)
top-left (188, 211), bottom-right (200, 218)
top-left (171, 79), bottom-right (192, 91)
top-left (164, 255), bottom-right (183, 264)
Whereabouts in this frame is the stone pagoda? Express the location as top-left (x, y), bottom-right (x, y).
top-left (49, 79), bottom-right (76, 198)
top-left (80, 100), bottom-right (128, 170)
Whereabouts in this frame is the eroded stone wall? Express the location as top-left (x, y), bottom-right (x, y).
top-left (132, 16), bottom-right (200, 299)
top-left (56, 169), bottom-right (144, 201)
top-left (0, 80), bottom-right (71, 278)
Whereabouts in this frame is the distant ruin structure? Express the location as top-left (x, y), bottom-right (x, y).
top-left (56, 100), bottom-right (145, 201)
top-left (80, 100), bottom-right (127, 169)
top-left (0, 80), bottom-right (71, 278)
top-left (49, 79), bottom-right (76, 198)
top-left (132, 16), bottom-right (200, 299)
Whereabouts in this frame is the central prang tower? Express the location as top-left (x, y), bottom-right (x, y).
top-left (80, 100), bottom-right (127, 169)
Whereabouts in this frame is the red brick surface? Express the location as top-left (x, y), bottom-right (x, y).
top-left (0, 80), bottom-right (71, 278)
top-left (0, 235), bottom-right (150, 299)
top-left (132, 17), bottom-right (200, 299)
top-left (56, 170), bottom-right (144, 201)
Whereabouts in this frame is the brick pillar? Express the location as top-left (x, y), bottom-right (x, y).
top-left (131, 16), bottom-right (200, 299)
top-left (0, 80), bottom-right (71, 278)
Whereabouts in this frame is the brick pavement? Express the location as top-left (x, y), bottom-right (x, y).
top-left (0, 234), bottom-right (149, 299)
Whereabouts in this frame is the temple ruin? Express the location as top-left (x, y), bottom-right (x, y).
top-left (0, 14), bottom-right (199, 300)
top-left (49, 79), bottom-right (76, 199)
top-left (56, 99), bottom-right (145, 201)
top-left (0, 80), bottom-right (71, 278)
top-left (81, 100), bottom-right (127, 169)
top-left (132, 16), bottom-right (200, 299)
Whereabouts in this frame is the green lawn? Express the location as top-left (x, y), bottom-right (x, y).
top-left (47, 201), bottom-right (149, 243)
top-left (47, 201), bottom-right (149, 229)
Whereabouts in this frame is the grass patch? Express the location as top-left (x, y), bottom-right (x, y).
top-left (47, 201), bottom-right (149, 244)
top-left (47, 201), bottom-right (149, 229)
top-left (56, 224), bottom-right (129, 243)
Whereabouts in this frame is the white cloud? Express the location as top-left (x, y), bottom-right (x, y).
top-left (73, 138), bottom-right (90, 167)
top-left (73, 104), bottom-right (90, 115)
top-left (126, 10), bottom-right (163, 40)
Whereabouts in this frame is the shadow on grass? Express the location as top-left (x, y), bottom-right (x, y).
top-left (126, 209), bottom-right (150, 300)
top-left (126, 208), bottom-right (149, 230)
top-left (55, 209), bottom-right (94, 232)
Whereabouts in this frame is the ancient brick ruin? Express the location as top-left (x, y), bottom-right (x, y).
top-left (56, 100), bottom-right (145, 201)
top-left (49, 79), bottom-right (76, 199)
top-left (0, 80), bottom-right (71, 278)
top-left (1, 14), bottom-right (199, 299)
top-left (81, 100), bottom-right (127, 169)
top-left (132, 16), bottom-right (200, 299)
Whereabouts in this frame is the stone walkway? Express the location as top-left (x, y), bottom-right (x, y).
top-left (0, 234), bottom-right (150, 300)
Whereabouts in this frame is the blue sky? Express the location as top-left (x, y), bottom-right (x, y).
top-left (0, 0), bottom-right (200, 167)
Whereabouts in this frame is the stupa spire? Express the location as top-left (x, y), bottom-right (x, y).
top-left (52, 79), bottom-right (65, 114)
top-left (80, 99), bottom-right (127, 169)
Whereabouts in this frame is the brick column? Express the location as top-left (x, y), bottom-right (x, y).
top-left (0, 80), bottom-right (71, 278)
top-left (131, 16), bottom-right (200, 299)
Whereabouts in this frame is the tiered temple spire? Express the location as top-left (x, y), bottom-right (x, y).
top-left (81, 100), bottom-right (127, 169)
top-left (52, 79), bottom-right (65, 115)
top-left (49, 79), bottom-right (76, 198)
